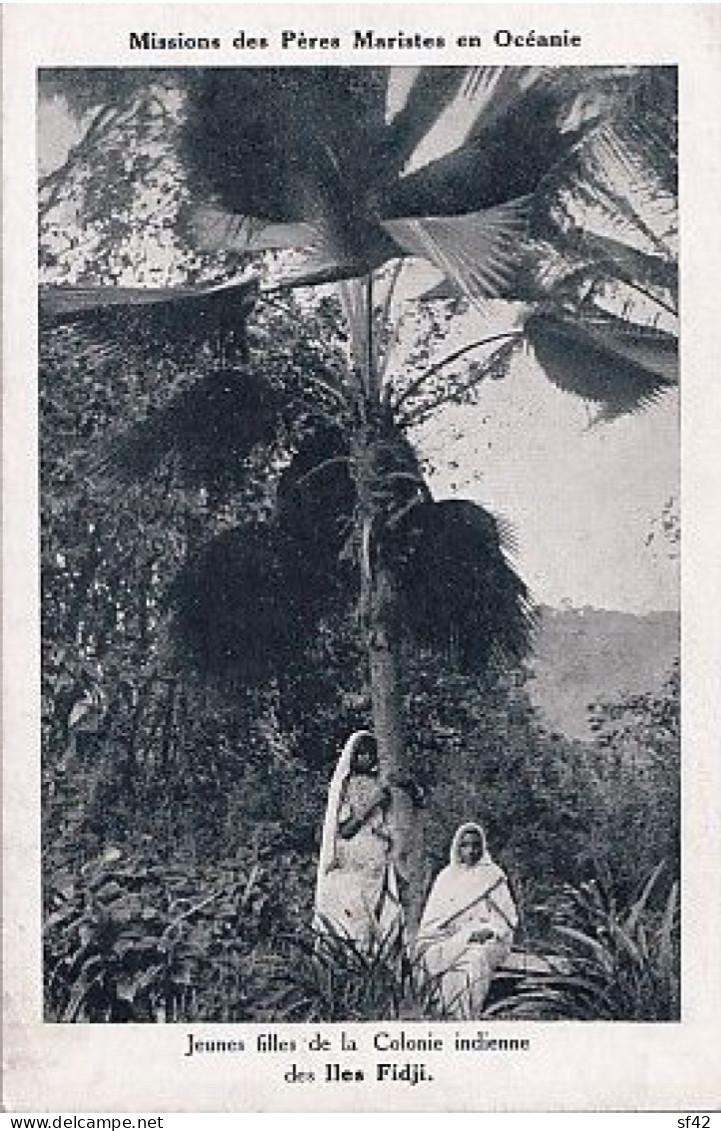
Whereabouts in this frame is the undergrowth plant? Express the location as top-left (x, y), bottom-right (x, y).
top-left (44, 846), bottom-right (275, 1022)
top-left (484, 862), bottom-right (679, 1021)
top-left (251, 918), bottom-right (451, 1023)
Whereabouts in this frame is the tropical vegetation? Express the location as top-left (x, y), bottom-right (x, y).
top-left (40, 65), bottom-right (679, 1018)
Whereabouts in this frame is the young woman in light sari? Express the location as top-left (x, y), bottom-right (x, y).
top-left (416, 822), bottom-right (517, 1018)
top-left (314, 731), bottom-right (403, 950)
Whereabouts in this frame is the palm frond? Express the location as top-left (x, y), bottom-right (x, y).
top-left (39, 276), bottom-right (259, 324)
top-left (382, 198), bottom-right (530, 304)
top-left (525, 309), bottom-right (677, 421)
top-left (559, 71), bottom-right (677, 258)
top-left (381, 67), bottom-right (471, 177)
top-left (465, 67), bottom-right (638, 142)
top-left (386, 68), bottom-right (634, 221)
top-left (273, 256), bottom-right (396, 292)
top-left (276, 424), bottom-right (356, 559)
top-left (182, 204), bottom-right (319, 254)
top-left (393, 335), bottom-right (520, 429)
top-left (592, 68), bottom-right (677, 201)
top-left (562, 228), bottom-right (677, 308)
top-left (576, 141), bottom-right (676, 257)
top-left (169, 521), bottom-right (350, 684)
top-left (388, 499), bottom-right (536, 672)
top-left (39, 277), bottom-right (260, 380)
top-left (180, 68), bottom-right (387, 224)
top-left (93, 368), bottom-right (284, 492)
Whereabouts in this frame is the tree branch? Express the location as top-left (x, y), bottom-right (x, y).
top-left (397, 338), bottom-right (519, 428)
top-left (391, 331), bottom-right (522, 415)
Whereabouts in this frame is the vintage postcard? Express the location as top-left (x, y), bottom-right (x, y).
top-left (3, 1), bottom-right (721, 1113)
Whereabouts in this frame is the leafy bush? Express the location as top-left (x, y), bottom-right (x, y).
top-left (44, 846), bottom-right (281, 1022)
top-left (586, 664), bottom-right (680, 901)
top-left (485, 863), bottom-right (679, 1021)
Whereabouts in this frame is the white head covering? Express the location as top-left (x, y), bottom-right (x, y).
top-left (419, 821), bottom-right (516, 937)
top-left (314, 730), bottom-right (405, 944)
top-left (449, 822), bottom-right (491, 866)
top-left (315, 730), bottom-right (374, 905)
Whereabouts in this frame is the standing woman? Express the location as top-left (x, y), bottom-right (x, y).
top-left (417, 822), bottom-right (517, 1017)
top-left (314, 731), bottom-right (403, 950)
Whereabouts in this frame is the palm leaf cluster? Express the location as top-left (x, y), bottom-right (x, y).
top-left (169, 404), bottom-right (533, 684)
top-left (168, 520), bottom-right (349, 684)
top-left (43, 66), bottom-right (678, 414)
top-left (93, 366), bottom-right (284, 494)
top-left (390, 500), bottom-right (533, 670)
top-left (178, 67), bottom-right (654, 300)
top-left (39, 276), bottom-right (259, 368)
top-left (41, 65), bottom-right (678, 688)
top-left (524, 308), bottom-right (677, 422)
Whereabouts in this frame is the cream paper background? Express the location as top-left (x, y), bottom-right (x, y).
top-left (3, 2), bottom-right (720, 1112)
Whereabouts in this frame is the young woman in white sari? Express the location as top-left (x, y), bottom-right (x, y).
top-left (417, 822), bottom-right (517, 1018)
top-left (314, 731), bottom-right (403, 950)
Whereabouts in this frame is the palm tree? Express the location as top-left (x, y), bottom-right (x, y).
top-left (40, 65), bottom-right (678, 934)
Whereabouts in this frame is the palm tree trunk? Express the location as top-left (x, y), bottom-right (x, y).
top-left (354, 427), bottom-right (425, 939)
top-left (367, 562), bottom-right (426, 939)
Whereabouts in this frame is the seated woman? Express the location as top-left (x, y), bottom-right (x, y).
top-left (416, 822), bottom-right (517, 1018)
top-left (314, 730), bottom-right (403, 950)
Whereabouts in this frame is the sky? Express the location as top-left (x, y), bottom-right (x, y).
top-left (382, 240), bottom-right (678, 614)
top-left (415, 351), bottom-right (678, 613)
top-left (386, 67), bottom-right (677, 614)
top-left (389, 66), bottom-right (678, 614)
top-left (38, 75), bottom-right (679, 615)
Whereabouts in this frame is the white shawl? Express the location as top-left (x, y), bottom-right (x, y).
top-left (314, 730), bottom-right (402, 936)
top-left (315, 731), bottom-right (372, 905)
top-left (418, 822), bottom-right (517, 943)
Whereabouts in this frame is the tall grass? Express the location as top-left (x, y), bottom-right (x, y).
top-left (485, 862), bottom-right (679, 1021)
top-left (250, 918), bottom-right (452, 1022)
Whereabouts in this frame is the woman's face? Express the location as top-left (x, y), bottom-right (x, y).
top-left (352, 737), bottom-right (377, 776)
top-left (458, 829), bottom-right (484, 866)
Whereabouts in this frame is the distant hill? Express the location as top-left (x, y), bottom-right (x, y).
top-left (528, 606), bottom-right (679, 740)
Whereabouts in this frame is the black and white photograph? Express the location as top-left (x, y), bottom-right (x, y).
top-left (6, 2), bottom-right (721, 1113)
top-left (36, 60), bottom-right (681, 1027)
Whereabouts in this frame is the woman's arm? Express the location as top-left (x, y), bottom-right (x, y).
top-left (338, 783), bottom-right (391, 839)
top-left (386, 771), bottom-right (426, 808)
top-left (458, 879), bottom-right (517, 944)
top-left (484, 880), bottom-right (517, 943)
top-left (468, 925), bottom-right (496, 943)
